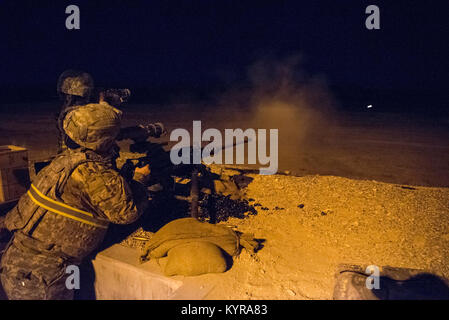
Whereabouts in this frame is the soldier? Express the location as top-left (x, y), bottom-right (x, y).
top-left (56, 70), bottom-right (95, 153)
top-left (55, 70), bottom-right (165, 161)
top-left (0, 102), bottom-right (150, 300)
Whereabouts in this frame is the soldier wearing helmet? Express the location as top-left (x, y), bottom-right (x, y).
top-left (55, 69), bottom-right (167, 154)
top-left (55, 70), bottom-right (95, 153)
top-left (57, 69), bottom-right (94, 106)
top-left (0, 103), bottom-right (150, 300)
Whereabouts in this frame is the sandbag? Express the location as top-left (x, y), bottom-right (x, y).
top-left (163, 241), bottom-right (228, 276)
top-left (141, 218), bottom-right (256, 262)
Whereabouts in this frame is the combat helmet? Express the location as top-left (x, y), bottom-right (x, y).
top-left (57, 69), bottom-right (94, 98)
top-left (63, 103), bottom-right (123, 152)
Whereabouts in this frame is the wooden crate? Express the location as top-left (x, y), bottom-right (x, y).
top-left (0, 145), bottom-right (30, 204)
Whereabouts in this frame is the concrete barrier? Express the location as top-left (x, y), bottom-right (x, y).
top-left (92, 244), bottom-right (213, 300)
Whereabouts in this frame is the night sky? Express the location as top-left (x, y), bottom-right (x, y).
top-left (0, 0), bottom-right (448, 110)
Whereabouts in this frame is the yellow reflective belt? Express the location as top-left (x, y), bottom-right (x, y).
top-left (27, 184), bottom-right (109, 229)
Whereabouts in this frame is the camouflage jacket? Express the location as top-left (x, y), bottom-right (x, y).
top-left (4, 148), bottom-right (148, 261)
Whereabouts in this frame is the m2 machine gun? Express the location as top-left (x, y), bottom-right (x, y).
top-left (120, 133), bottom-right (249, 220)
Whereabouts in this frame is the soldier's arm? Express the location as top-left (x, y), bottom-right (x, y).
top-left (68, 162), bottom-right (148, 224)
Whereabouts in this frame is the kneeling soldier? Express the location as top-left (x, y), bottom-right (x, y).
top-left (0, 103), bottom-right (149, 300)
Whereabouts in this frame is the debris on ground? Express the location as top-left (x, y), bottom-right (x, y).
top-left (174, 171), bottom-right (449, 300)
top-left (200, 194), bottom-right (257, 222)
top-left (115, 164), bottom-right (449, 300)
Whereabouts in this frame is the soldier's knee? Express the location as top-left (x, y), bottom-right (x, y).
top-left (0, 269), bottom-right (46, 300)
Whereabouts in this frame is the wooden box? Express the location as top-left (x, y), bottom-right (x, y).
top-left (0, 145), bottom-right (30, 204)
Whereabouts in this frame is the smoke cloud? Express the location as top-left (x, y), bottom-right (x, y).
top-left (210, 55), bottom-right (338, 173)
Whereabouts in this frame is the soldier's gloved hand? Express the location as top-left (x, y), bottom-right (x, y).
top-left (133, 164), bottom-right (151, 185)
top-left (144, 122), bottom-right (166, 138)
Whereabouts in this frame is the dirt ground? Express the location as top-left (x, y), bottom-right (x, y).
top-left (1, 102), bottom-right (448, 187)
top-left (0, 102), bottom-right (448, 299)
top-left (181, 168), bottom-right (449, 299)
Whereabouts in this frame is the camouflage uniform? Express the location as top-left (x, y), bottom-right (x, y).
top-left (0, 104), bottom-right (148, 300)
top-left (56, 70), bottom-right (95, 153)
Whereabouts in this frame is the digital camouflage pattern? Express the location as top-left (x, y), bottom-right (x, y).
top-left (56, 70), bottom-right (94, 153)
top-left (1, 149), bottom-right (148, 299)
top-left (0, 238), bottom-right (74, 300)
top-left (57, 70), bottom-right (94, 98)
top-left (62, 102), bottom-right (123, 152)
top-left (1, 104), bottom-right (148, 300)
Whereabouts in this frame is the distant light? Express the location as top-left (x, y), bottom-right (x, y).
top-left (367, 105), bottom-right (373, 109)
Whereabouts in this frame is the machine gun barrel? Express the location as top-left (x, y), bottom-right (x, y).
top-left (170, 136), bottom-right (250, 160)
top-left (121, 135), bottom-right (250, 186)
